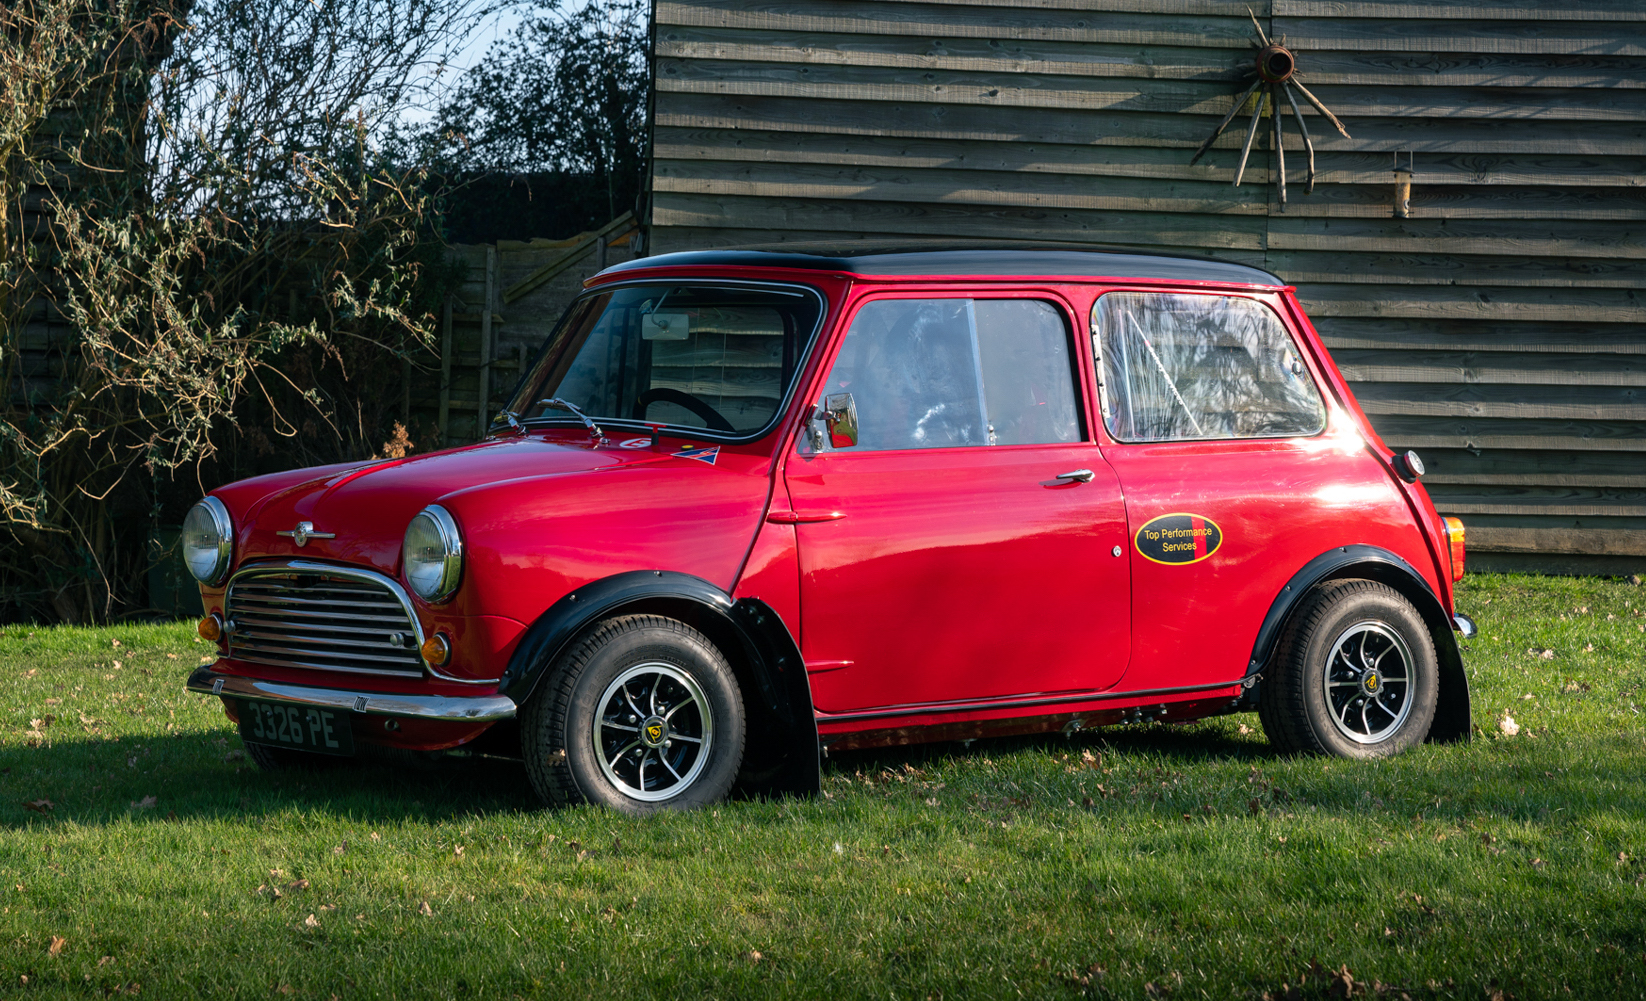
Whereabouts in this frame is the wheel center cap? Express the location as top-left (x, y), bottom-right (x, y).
top-left (641, 716), bottom-right (669, 748)
top-left (1361, 671), bottom-right (1383, 696)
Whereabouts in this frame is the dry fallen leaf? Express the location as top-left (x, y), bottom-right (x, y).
top-left (742, 950), bottom-right (763, 963)
top-left (98, 956), bottom-right (113, 967)
top-left (23, 799), bottom-right (54, 814)
top-left (287, 879), bottom-right (310, 891)
top-left (110, 639), bottom-right (121, 648)
top-left (332, 842), bottom-right (346, 855)
top-left (24, 669), bottom-right (37, 677)
top-left (131, 795), bottom-right (157, 810)
top-left (454, 844), bottom-right (465, 857)
top-left (417, 900), bottom-right (434, 916)
top-left (369, 831), bottom-right (380, 842)
top-left (303, 914), bottom-right (319, 929)
top-left (48, 936), bottom-right (65, 957)
top-left (1498, 714), bottom-right (1521, 737)
top-left (112, 660), bottom-right (122, 670)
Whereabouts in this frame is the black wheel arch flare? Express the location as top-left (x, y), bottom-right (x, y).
top-left (1247, 545), bottom-right (1471, 744)
top-left (499, 570), bottom-right (820, 795)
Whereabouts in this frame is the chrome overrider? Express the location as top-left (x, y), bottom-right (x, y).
top-left (1452, 613), bottom-right (1478, 639)
top-left (186, 666), bottom-right (517, 722)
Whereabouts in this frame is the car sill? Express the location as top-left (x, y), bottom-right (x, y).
top-left (814, 679), bottom-right (1249, 723)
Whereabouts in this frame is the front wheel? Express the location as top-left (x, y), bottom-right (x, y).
top-left (521, 614), bottom-right (745, 814)
top-left (1258, 579), bottom-right (1438, 758)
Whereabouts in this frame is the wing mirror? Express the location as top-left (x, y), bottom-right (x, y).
top-left (821, 392), bottom-right (859, 448)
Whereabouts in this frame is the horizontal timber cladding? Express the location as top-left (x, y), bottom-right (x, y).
top-left (649, 0), bottom-right (1646, 566)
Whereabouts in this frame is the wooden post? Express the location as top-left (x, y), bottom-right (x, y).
top-left (438, 295), bottom-right (453, 444)
top-left (479, 245), bottom-right (497, 430)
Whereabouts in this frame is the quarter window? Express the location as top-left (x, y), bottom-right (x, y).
top-left (815, 298), bottom-right (1082, 451)
top-left (1092, 293), bottom-right (1325, 442)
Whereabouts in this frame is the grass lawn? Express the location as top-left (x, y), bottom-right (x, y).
top-left (2, 573), bottom-right (1644, 1000)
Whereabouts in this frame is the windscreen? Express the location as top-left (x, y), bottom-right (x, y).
top-left (503, 284), bottom-right (824, 437)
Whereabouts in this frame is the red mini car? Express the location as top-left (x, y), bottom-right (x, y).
top-left (183, 246), bottom-right (1476, 813)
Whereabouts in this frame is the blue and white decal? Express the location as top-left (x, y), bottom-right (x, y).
top-left (673, 446), bottom-right (720, 465)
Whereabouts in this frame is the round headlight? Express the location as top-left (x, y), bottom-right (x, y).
top-left (403, 505), bottom-right (463, 602)
top-left (182, 497), bottom-right (233, 585)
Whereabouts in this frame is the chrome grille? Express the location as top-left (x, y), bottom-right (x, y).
top-left (226, 565), bottom-right (424, 677)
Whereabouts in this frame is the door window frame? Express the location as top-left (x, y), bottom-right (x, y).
top-left (796, 285), bottom-right (1096, 455)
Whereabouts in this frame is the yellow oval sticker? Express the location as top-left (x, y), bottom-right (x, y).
top-left (1135, 513), bottom-right (1223, 566)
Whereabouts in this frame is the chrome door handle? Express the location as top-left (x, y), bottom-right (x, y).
top-left (1052, 469), bottom-right (1094, 483)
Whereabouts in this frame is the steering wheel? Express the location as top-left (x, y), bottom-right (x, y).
top-left (632, 388), bottom-right (735, 432)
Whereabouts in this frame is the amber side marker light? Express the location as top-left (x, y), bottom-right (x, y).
top-left (420, 634), bottom-right (451, 667)
top-left (1443, 517), bottom-right (1466, 582)
top-left (197, 614), bottom-right (223, 642)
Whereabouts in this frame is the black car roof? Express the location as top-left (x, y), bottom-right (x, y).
top-left (602, 241), bottom-right (1284, 286)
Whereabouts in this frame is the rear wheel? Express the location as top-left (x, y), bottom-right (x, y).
top-left (1258, 579), bottom-right (1438, 758)
top-left (521, 614), bottom-right (745, 814)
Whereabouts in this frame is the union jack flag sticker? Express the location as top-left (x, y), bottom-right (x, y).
top-left (673, 445), bottom-right (720, 465)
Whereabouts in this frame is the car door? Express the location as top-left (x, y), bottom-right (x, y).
top-left (783, 293), bottom-right (1131, 714)
top-left (1089, 289), bottom-right (1426, 693)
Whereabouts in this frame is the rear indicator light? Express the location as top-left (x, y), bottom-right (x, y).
top-left (1442, 517), bottom-right (1466, 582)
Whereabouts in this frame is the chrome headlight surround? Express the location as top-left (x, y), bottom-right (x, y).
top-left (182, 496), bottom-right (234, 585)
top-left (402, 504), bottom-right (463, 603)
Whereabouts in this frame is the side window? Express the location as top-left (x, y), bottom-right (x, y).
top-left (1092, 292), bottom-right (1325, 442)
top-left (815, 298), bottom-right (1081, 451)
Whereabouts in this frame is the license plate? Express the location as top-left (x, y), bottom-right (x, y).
top-left (238, 699), bottom-right (355, 756)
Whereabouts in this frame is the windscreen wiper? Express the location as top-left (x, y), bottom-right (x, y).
top-left (538, 398), bottom-right (606, 443)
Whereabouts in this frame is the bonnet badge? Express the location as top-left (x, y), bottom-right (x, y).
top-left (276, 521), bottom-right (336, 547)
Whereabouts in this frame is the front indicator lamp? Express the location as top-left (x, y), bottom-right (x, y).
top-left (421, 634), bottom-right (451, 667)
top-left (198, 614), bottom-right (223, 642)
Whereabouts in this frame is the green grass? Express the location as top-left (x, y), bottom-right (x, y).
top-left (2, 574), bottom-right (1644, 999)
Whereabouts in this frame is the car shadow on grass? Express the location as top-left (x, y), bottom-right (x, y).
top-left (1, 729), bottom-right (544, 828)
top-left (10, 716), bottom-right (1646, 829)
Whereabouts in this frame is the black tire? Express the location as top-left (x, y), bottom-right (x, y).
top-left (520, 614), bottom-right (745, 814)
top-left (1258, 579), bottom-right (1438, 758)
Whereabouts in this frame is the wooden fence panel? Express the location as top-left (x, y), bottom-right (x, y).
top-left (650, 0), bottom-right (1646, 568)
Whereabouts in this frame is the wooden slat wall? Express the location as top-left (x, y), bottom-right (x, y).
top-left (649, 0), bottom-right (1646, 571)
top-left (422, 234), bottom-right (642, 446)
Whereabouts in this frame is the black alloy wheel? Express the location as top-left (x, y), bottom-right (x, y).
top-left (521, 614), bottom-right (745, 814)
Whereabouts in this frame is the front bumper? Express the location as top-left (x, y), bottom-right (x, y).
top-left (186, 666), bottom-right (517, 722)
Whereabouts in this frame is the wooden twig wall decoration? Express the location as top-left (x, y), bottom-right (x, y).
top-left (1189, 12), bottom-right (1351, 208)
